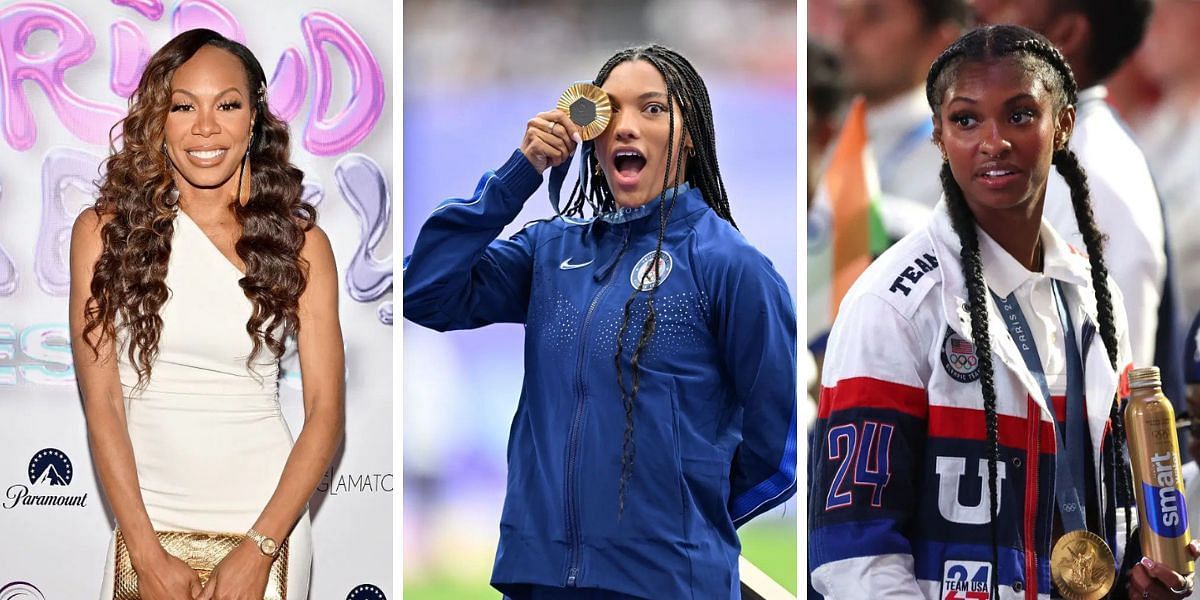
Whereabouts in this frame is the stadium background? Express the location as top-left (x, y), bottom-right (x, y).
top-left (403, 0), bottom-right (799, 597)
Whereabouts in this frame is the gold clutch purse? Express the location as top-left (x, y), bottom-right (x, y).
top-left (113, 528), bottom-right (288, 599)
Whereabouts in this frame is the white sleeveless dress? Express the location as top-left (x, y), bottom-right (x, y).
top-left (97, 208), bottom-right (312, 598)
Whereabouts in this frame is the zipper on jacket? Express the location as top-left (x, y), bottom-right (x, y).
top-left (564, 227), bottom-right (630, 587)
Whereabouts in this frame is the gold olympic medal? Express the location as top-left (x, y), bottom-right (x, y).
top-left (1050, 530), bottom-right (1116, 600)
top-left (557, 82), bottom-right (611, 141)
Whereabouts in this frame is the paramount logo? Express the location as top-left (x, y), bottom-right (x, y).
top-left (3, 448), bottom-right (88, 510)
top-left (3, 484), bottom-right (88, 509)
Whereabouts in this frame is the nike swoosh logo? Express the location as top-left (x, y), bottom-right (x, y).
top-left (560, 258), bottom-right (594, 270)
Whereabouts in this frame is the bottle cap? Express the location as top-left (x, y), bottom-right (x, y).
top-left (1128, 366), bottom-right (1162, 390)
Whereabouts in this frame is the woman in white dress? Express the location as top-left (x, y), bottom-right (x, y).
top-left (68, 29), bottom-right (345, 600)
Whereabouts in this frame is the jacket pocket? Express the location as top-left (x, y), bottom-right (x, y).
top-left (499, 397), bottom-right (536, 534)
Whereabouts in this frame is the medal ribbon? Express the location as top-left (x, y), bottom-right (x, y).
top-left (991, 280), bottom-right (1096, 535)
top-left (548, 141), bottom-right (595, 225)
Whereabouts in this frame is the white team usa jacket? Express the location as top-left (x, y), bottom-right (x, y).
top-left (809, 202), bottom-right (1135, 600)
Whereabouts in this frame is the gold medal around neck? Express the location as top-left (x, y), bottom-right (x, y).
top-left (1050, 530), bottom-right (1116, 600)
top-left (557, 82), bottom-right (611, 141)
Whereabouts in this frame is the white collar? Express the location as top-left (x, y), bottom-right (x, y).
top-left (976, 218), bottom-right (1088, 298)
top-left (927, 199), bottom-right (1094, 339)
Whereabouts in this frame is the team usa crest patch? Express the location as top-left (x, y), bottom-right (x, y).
top-left (941, 560), bottom-right (992, 599)
top-left (941, 328), bottom-right (980, 383)
top-left (631, 250), bottom-right (673, 291)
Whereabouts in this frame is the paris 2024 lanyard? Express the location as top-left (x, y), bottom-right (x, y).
top-left (991, 278), bottom-right (1100, 539)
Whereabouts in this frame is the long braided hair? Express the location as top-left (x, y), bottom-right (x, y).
top-left (926, 25), bottom-right (1132, 592)
top-left (562, 45), bottom-right (733, 516)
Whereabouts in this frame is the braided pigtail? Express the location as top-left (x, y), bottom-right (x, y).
top-left (599, 45), bottom-right (705, 518)
top-left (1053, 147), bottom-right (1132, 547)
top-left (613, 85), bottom-right (678, 518)
top-left (941, 163), bottom-right (1004, 600)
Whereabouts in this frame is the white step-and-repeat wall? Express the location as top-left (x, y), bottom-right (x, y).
top-left (0, 1), bottom-right (393, 598)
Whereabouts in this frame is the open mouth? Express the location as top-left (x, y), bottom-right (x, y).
top-left (613, 150), bottom-right (647, 179)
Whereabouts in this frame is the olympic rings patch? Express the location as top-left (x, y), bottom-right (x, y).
top-left (941, 327), bottom-right (980, 383)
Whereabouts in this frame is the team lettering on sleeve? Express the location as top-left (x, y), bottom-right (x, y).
top-left (889, 253), bottom-right (940, 296)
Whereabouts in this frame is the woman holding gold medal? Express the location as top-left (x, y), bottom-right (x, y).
top-left (810, 25), bottom-right (1200, 600)
top-left (70, 29), bottom-right (344, 599)
top-left (404, 45), bottom-right (796, 599)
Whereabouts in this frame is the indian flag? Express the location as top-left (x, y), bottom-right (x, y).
top-left (807, 97), bottom-right (888, 350)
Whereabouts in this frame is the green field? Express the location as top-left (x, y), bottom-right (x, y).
top-left (740, 519), bottom-right (798, 594)
top-left (405, 519), bottom-right (797, 599)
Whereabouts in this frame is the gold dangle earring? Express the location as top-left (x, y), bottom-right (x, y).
top-left (237, 129), bottom-right (253, 205)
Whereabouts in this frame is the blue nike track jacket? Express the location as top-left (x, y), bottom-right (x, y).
top-left (403, 151), bottom-right (797, 599)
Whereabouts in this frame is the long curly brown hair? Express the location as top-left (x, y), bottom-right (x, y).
top-left (84, 28), bottom-right (316, 390)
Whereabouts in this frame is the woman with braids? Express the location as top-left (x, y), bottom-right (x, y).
top-left (69, 29), bottom-right (344, 599)
top-left (404, 44), bottom-right (796, 599)
top-left (810, 25), bottom-right (1199, 600)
